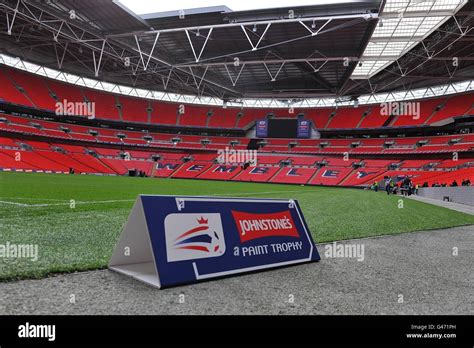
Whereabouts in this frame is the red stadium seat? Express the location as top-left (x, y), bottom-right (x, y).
top-left (172, 162), bottom-right (213, 179)
top-left (118, 96), bottom-right (149, 124)
top-left (234, 166), bottom-right (279, 182)
top-left (6, 68), bottom-right (56, 110)
top-left (0, 69), bottom-right (33, 107)
top-left (198, 164), bottom-right (243, 180)
top-left (270, 167), bottom-right (318, 184)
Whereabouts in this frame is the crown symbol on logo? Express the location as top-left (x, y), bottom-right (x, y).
top-left (197, 216), bottom-right (208, 224)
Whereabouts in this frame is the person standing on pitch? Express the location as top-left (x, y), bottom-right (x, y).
top-left (385, 178), bottom-right (391, 195)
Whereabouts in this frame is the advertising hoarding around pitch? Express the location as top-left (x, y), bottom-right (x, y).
top-left (109, 195), bottom-right (320, 288)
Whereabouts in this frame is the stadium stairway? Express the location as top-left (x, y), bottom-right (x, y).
top-left (268, 166), bottom-right (286, 182)
top-left (338, 168), bottom-right (358, 186)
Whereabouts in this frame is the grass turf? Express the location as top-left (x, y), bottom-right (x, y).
top-left (1, 171), bottom-right (473, 281)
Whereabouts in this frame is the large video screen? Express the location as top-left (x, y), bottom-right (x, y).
top-left (267, 119), bottom-right (298, 138)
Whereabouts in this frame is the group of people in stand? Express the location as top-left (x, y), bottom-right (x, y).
top-left (426, 179), bottom-right (471, 187)
top-left (370, 176), bottom-right (418, 196)
top-left (371, 176), bottom-right (471, 195)
top-left (461, 178), bottom-right (472, 186)
top-left (387, 176), bottom-right (417, 196)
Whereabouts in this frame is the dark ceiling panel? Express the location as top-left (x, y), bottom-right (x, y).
top-left (8, 0), bottom-right (471, 101)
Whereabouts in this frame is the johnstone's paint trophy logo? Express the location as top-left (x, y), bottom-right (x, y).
top-left (164, 213), bottom-right (226, 262)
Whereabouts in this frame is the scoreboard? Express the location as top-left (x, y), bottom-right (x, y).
top-left (256, 118), bottom-right (311, 138)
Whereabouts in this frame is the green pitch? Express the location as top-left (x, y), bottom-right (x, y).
top-left (1, 171), bottom-right (473, 281)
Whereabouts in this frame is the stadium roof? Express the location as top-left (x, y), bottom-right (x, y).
top-left (352, 0), bottom-right (468, 79)
top-left (0, 0), bottom-right (473, 103)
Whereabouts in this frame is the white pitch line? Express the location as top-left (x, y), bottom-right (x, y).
top-left (0, 200), bottom-right (31, 206)
top-left (210, 189), bottom-right (315, 197)
top-left (0, 197), bottom-right (66, 202)
top-left (0, 189), bottom-right (317, 207)
top-left (0, 199), bottom-right (136, 207)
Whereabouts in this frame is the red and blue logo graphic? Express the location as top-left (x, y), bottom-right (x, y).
top-left (322, 170), bottom-right (340, 178)
top-left (164, 213), bottom-right (226, 262)
top-left (356, 171), bottom-right (377, 179)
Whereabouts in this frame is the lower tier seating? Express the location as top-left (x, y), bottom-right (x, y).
top-left (0, 115), bottom-right (472, 187)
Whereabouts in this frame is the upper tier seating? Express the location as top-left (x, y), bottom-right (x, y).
top-left (47, 80), bottom-right (85, 105)
top-left (428, 93), bottom-right (473, 124)
top-left (1, 65), bottom-right (472, 130)
top-left (118, 96), bottom-right (149, 124)
top-left (177, 105), bottom-right (208, 127)
top-left (235, 109), bottom-right (269, 129)
top-left (327, 107), bottom-right (368, 129)
top-left (5, 68), bottom-right (56, 110)
top-left (392, 98), bottom-right (442, 127)
top-left (358, 106), bottom-right (388, 128)
top-left (207, 109), bottom-right (239, 128)
top-left (0, 68), bottom-right (33, 106)
top-left (149, 101), bottom-right (178, 125)
top-left (82, 89), bottom-right (120, 120)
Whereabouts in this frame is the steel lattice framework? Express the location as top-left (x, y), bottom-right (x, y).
top-left (0, 0), bottom-right (473, 106)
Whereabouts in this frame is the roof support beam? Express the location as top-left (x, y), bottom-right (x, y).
top-left (381, 10), bottom-right (461, 19)
top-left (263, 61), bottom-right (285, 82)
top-left (52, 20), bottom-right (64, 42)
top-left (224, 63), bottom-right (246, 87)
top-left (189, 65), bottom-right (209, 90)
top-left (54, 41), bottom-right (68, 70)
top-left (176, 56), bottom-right (357, 69)
top-left (370, 36), bottom-right (424, 42)
top-left (107, 13), bottom-right (376, 38)
top-left (92, 40), bottom-right (105, 77)
top-left (144, 32), bottom-right (160, 71)
top-left (5, 0), bottom-right (20, 35)
top-left (162, 69), bottom-right (173, 90)
top-left (185, 28), bottom-right (213, 62)
top-left (134, 34), bottom-right (146, 70)
top-left (305, 59), bottom-right (329, 73)
top-left (0, 0), bottom-right (241, 97)
top-left (299, 19), bottom-right (332, 36)
top-left (241, 23), bottom-right (271, 51)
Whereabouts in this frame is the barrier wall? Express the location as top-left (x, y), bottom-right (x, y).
top-left (417, 187), bottom-right (474, 206)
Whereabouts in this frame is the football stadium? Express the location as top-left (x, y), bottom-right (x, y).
top-left (0, 0), bottom-right (473, 330)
